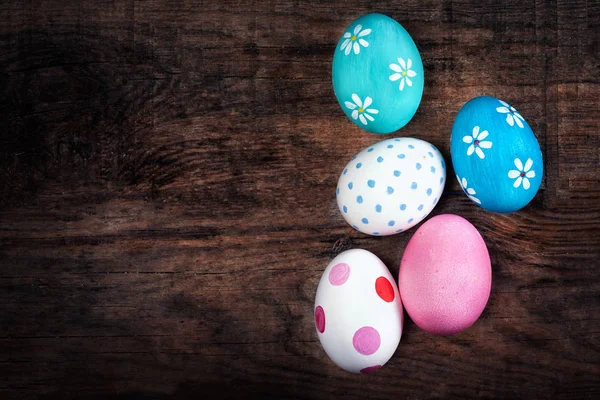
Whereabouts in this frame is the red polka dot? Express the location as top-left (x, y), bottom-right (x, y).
top-left (360, 365), bottom-right (382, 374)
top-left (329, 263), bottom-right (350, 286)
top-left (315, 306), bottom-right (325, 333)
top-left (375, 276), bottom-right (395, 302)
top-left (352, 326), bottom-right (380, 355)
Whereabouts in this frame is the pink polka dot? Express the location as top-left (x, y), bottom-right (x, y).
top-left (329, 263), bottom-right (350, 286)
top-left (360, 365), bottom-right (381, 374)
top-left (315, 306), bottom-right (325, 333)
top-left (352, 326), bottom-right (380, 355)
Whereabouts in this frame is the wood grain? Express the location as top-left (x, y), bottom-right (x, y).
top-left (1, 0), bottom-right (599, 398)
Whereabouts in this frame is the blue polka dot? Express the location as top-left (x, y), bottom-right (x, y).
top-left (348, 182), bottom-right (353, 190)
top-left (440, 177), bottom-right (444, 184)
top-left (343, 205), bottom-right (348, 213)
top-left (411, 182), bottom-right (418, 189)
top-left (352, 224), bottom-right (359, 230)
top-left (397, 154), bottom-right (405, 159)
top-left (352, 155), bottom-right (357, 160)
top-left (362, 218), bottom-right (369, 224)
top-left (441, 159), bottom-right (446, 168)
top-left (433, 197), bottom-right (438, 204)
top-left (356, 162), bottom-right (362, 169)
top-left (387, 144), bottom-right (393, 149)
top-left (388, 220), bottom-right (395, 227)
top-left (357, 195), bottom-right (363, 204)
top-left (416, 163), bottom-right (422, 170)
top-left (393, 170), bottom-right (401, 177)
top-left (367, 148), bottom-right (374, 152)
top-left (367, 179), bottom-right (376, 188)
top-left (430, 166), bottom-right (436, 173)
top-left (387, 186), bottom-right (394, 195)
top-left (343, 168), bottom-right (348, 175)
top-left (408, 144), bottom-right (415, 149)
top-left (377, 156), bottom-right (384, 163)
top-left (408, 218), bottom-right (414, 223)
top-left (430, 144), bottom-right (437, 150)
top-left (400, 204), bottom-right (407, 211)
top-left (395, 228), bottom-right (404, 233)
top-left (426, 188), bottom-right (432, 196)
top-left (372, 232), bottom-right (379, 235)
top-left (394, 138), bottom-right (401, 142)
top-left (428, 152), bottom-right (434, 158)
top-left (336, 187), bottom-right (340, 195)
top-left (375, 204), bottom-right (382, 213)
top-left (418, 204), bottom-right (424, 211)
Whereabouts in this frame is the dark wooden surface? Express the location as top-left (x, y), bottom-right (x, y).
top-left (1, 0), bottom-right (599, 398)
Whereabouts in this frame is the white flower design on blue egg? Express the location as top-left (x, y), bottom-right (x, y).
top-left (457, 175), bottom-right (481, 205)
top-left (336, 138), bottom-right (446, 236)
top-left (496, 100), bottom-right (525, 128)
top-left (345, 94), bottom-right (379, 126)
top-left (340, 25), bottom-right (372, 56)
top-left (463, 126), bottom-right (492, 159)
top-left (389, 58), bottom-right (417, 91)
top-left (508, 158), bottom-right (536, 190)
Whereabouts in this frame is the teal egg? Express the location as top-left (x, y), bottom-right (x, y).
top-left (450, 96), bottom-right (544, 213)
top-left (332, 14), bottom-right (424, 134)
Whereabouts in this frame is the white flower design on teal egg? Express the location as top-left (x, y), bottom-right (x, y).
top-left (345, 94), bottom-right (379, 125)
top-left (496, 100), bottom-right (525, 128)
top-left (340, 25), bottom-right (371, 55)
top-left (508, 158), bottom-right (536, 189)
top-left (389, 58), bottom-right (417, 91)
top-left (463, 126), bottom-right (492, 159)
top-left (457, 175), bottom-right (481, 204)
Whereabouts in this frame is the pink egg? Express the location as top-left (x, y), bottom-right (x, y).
top-left (398, 214), bottom-right (491, 335)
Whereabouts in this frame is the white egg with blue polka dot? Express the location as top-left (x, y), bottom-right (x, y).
top-left (336, 138), bottom-right (446, 236)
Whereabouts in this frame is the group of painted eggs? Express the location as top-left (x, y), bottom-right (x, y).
top-left (314, 13), bottom-right (544, 373)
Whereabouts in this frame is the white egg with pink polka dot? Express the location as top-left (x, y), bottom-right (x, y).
top-left (314, 249), bottom-right (403, 373)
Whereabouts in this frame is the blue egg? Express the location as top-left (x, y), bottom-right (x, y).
top-left (450, 96), bottom-right (543, 213)
top-left (332, 13), bottom-right (424, 134)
